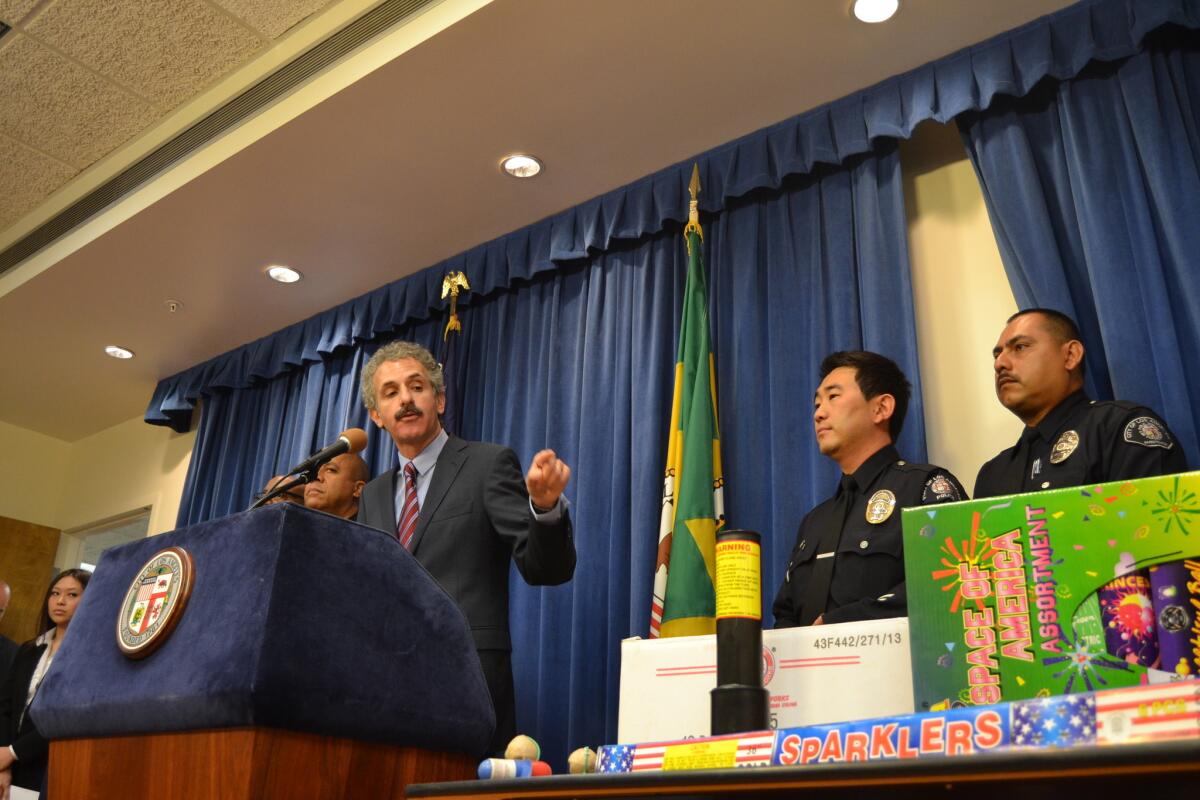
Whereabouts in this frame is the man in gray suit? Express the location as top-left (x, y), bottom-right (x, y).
top-left (356, 341), bottom-right (575, 753)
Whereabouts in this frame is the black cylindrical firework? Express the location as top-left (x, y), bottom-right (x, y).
top-left (711, 529), bottom-right (769, 734)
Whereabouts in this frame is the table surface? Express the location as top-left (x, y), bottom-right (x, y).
top-left (408, 740), bottom-right (1199, 800)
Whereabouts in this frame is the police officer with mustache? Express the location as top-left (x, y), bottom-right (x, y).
top-left (975, 308), bottom-right (1187, 499)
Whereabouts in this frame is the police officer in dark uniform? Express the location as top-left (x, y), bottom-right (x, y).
top-left (975, 308), bottom-right (1186, 498)
top-left (773, 351), bottom-right (966, 628)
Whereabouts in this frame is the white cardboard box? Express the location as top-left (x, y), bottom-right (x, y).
top-left (618, 617), bottom-right (914, 743)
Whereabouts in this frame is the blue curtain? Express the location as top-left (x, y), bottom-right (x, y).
top-left (169, 145), bottom-right (918, 765)
top-left (959, 26), bottom-right (1200, 467)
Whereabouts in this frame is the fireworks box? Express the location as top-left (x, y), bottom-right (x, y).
top-left (902, 471), bottom-right (1200, 711)
top-left (596, 681), bottom-right (1200, 772)
top-left (618, 616), bottom-right (912, 743)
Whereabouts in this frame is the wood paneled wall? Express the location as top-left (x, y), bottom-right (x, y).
top-left (0, 514), bottom-right (60, 643)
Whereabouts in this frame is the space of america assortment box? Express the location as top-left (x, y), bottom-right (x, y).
top-left (901, 472), bottom-right (1200, 710)
top-left (594, 680), bottom-right (1199, 772)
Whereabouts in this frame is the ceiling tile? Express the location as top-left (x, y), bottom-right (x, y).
top-left (0, 0), bottom-right (45, 26)
top-left (0, 33), bottom-right (160, 168)
top-left (217, 0), bottom-right (334, 40)
top-left (27, 0), bottom-right (266, 109)
top-left (0, 131), bottom-right (78, 231)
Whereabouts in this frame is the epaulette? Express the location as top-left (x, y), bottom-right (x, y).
top-left (891, 458), bottom-right (940, 474)
top-left (1088, 398), bottom-right (1147, 414)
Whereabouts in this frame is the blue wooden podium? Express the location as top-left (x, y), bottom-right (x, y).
top-left (32, 504), bottom-right (495, 798)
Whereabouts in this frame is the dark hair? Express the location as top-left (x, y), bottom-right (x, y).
top-left (38, 568), bottom-right (92, 636)
top-left (819, 351), bottom-right (912, 440)
top-left (1007, 308), bottom-right (1086, 378)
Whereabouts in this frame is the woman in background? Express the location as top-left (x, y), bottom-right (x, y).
top-left (0, 568), bottom-right (91, 795)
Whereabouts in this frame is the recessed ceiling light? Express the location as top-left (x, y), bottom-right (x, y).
top-left (853, 0), bottom-right (899, 23)
top-left (266, 265), bottom-right (303, 283)
top-left (501, 154), bottom-right (543, 178)
top-left (105, 345), bottom-right (135, 359)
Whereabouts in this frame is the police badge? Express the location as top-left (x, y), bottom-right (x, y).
top-left (1050, 430), bottom-right (1079, 464)
top-left (865, 490), bottom-right (896, 524)
top-left (117, 547), bottom-right (195, 659)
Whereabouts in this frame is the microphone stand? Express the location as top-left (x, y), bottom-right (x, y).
top-left (248, 472), bottom-right (311, 511)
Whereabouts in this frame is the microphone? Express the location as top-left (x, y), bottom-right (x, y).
top-left (286, 428), bottom-right (368, 477)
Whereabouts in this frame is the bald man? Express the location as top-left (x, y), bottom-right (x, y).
top-left (304, 453), bottom-right (369, 520)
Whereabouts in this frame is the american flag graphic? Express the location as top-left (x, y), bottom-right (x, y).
top-left (136, 578), bottom-right (155, 602)
top-left (1010, 694), bottom-right (1096, 747)
top-left (598, 732), bottom-right (775, 772)
top-left (1095, 681), bottom-right (1200, 745)
top-left (597, 744), bottom-right (634, 773)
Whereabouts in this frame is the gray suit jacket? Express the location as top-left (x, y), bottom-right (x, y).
top-left (358, 434), bottom-right (575, 650)
top-left (358, 435), bottom-right (575, 750)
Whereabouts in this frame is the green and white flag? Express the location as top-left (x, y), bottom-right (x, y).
top-left (649, 164), bottom-right (725, 638)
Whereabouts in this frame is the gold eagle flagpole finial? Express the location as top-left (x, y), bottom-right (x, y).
top-left (684, 163), bottom-right (702, 254)
top-left (441, 271), bottom-right (470, 339)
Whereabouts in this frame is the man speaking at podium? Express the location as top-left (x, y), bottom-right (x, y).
top-left (356, 341), bottom-right (576, 753)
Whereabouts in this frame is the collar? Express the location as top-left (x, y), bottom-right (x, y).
top-left (403, 428), bottom-right (449, 476)
top-left (35, 628), bottom-right (55, 647)
top-left (844, 444), bottom-right (900, 494)
top-left (1029, 390), bottom-right (1089, 444)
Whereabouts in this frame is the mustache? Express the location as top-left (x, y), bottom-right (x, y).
top-left (393, 403), bottom-right (422, 421)
top-left (996, 371), bottom-right (1018, 385)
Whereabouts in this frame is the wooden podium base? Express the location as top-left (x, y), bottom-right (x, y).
top-left (49, 727), bottom-right (478, 799)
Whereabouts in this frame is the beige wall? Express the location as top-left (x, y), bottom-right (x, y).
top-left (0, 419), bottom-right (70, 528)
top-left (0, 415), bottom-right (194, 538)
top-left (58, 415), bottom-right (195, 536)
top-left (901, 121), bottom-right (1023, 496)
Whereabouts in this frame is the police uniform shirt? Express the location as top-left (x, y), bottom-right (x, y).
top-left (772, 444), bottom-right (966, 627)
top-left (974, 391), bottom-right (1187, 499)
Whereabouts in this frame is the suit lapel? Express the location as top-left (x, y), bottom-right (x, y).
top-left (371, 467), bottom-right (399, 533)
top-left (410, 436), bottom-right (468, 554)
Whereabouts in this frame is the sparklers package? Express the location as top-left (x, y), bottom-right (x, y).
top-left (594, 681), bottom-right (1199, 772)
top-left (902, 471), bottom-right (1200, 710)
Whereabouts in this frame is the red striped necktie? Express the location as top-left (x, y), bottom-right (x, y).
top-left (397, 462), bottom-right (419, 549)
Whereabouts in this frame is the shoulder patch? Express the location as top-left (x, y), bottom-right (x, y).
top-left (923, 472), bottom-right (962, 503)
top-left (1123, 416), bottom-right (1174, 450)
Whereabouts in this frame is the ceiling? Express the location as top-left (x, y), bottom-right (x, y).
top-left (0, 0), bottom-right (1075, 442)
